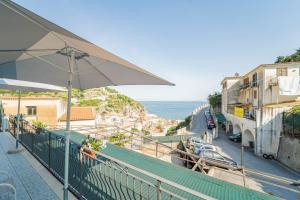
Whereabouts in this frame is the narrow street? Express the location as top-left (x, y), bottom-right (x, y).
top-left (190, 108), bottom-right (300, 200)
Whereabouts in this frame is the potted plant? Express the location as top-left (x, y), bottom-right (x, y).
top-left (32, 120), bottom-right (47, 134)
top-left (81, 136), bottom-right (105, 159)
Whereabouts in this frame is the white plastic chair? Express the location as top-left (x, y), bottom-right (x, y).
top-left (0, 170), bottom-right (16, 200)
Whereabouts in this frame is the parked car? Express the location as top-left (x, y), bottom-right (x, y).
top-left (193, 143), bottom-right (216, 155)
top-left (199, 150), bottom-right (238, 169)
top-left (229, 133), bottom-right (241, 142)
top-left (204, 111), bottom-right (216, 129)
top-left (187, 137), bottom-right (207, 148)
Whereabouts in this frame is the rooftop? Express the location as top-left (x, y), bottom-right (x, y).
top-left (222, 61), bottom-right (300, 83)
top-left (59, 106), bottom-right (96, 121)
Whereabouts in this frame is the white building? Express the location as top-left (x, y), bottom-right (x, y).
top-left (221, 62), bottom-right (300, 156)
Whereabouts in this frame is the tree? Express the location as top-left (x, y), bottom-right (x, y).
top-left (208, 92), bottom-right (221, 109)
top-left (275, 48), bottom-right (300, 63)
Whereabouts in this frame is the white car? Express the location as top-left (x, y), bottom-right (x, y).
top-left (187, 137), bottom-right (208, 148)
top-left (194, 143), bottom-right (216, 155)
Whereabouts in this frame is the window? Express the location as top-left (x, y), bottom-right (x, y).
top-left (27, 106), bottom-right (37, 116)
top-left (277, 68), bottom-right (287, 76)
top-left (252, 73), bottom-right (257, 86)
top-left (253, 90), bottom-right (257, 99)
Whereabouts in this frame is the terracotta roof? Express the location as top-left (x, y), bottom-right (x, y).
top-left (59, 107), bottom-right (96, 121)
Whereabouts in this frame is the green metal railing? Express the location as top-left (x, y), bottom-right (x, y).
top-left (8, 117), bottom-right (214, 200)
top-left (282, 111), bottom-right (300, 138)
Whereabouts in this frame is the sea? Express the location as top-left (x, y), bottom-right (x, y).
top-left (140, 101), bottom-right (205, 120)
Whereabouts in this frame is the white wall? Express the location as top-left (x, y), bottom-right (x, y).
top-left (256, 106), bottom-right (291, 156)
top-left (223, 113), bottom-right (256, 148)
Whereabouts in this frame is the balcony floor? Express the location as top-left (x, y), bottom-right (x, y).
top-left (0, 132), bottom-right (75, 200)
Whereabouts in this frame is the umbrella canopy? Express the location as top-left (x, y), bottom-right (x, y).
top-left (0, 78), bottom-right (66, 92)
top-left (0, 78), bottom-right (65, 149)
top-left (0, 0), bottom-right (174, 88)
top-left (0, 1), bottom-right (174, 199)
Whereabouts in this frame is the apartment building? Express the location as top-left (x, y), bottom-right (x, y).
top-left (221, 62), bottom-right (300, 156)
top-left (1, 97), bottom-right (66, 125)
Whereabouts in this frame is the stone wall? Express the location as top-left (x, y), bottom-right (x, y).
top-left (277, 136), bottom-right (300, 172)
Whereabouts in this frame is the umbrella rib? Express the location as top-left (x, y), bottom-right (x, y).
top-left (0, 49), bottom-right (59, 52)
top-left (82, 58), bottom-right (117, 86)
top-left (24, 52), bottom-right (68, 73)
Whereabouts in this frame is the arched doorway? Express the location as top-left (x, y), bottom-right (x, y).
top-left (226, 121), bottom-right (233, 134)
top-left (233, 124), bottom-right (242, 135)
top-left (243, 129), bottom-right (255, 148)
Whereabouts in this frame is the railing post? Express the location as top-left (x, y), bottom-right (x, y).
top-left (156, 180), bottom-right (161, 200)
top-left (155, 142), bottom-right (158, 158)
top-left (131, 132), bottom-right (133, 149)
top-left (292, 113), bottom-right (295, 137)
top-left (48, 132), bottom-right (51, 168)
top-left (79, 149), bottom-right (83, 198)
top-left (31, 129), bottom-right (34, 152)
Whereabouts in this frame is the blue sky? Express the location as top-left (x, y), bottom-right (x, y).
top-left (15, 0), bottom-right (300, 101)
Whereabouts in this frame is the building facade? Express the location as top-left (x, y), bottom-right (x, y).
top-left (2, 97), bottom-right (66, 125)
top-left (221, 62), bottom-right (300, 156)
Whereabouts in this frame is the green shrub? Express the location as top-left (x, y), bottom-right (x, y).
top-left (82, 135), bottom-right (103, 151)
top-left (32, 120), bottom-right (47, 129)
top-left (108, 132), bottom-right (129, 147)
top-left (78, 99), bottom-right (102, 106)
top-left (166, 115), bottom-right (192, 136)
top-left (167, 126), bottom-right (177, 136)
top-left (142, 129), bottom-right (150, 136)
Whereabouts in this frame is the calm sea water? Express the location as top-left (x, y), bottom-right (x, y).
top-left (140, 101), bottom-right (205, 120)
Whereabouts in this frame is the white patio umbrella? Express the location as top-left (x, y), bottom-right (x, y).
top-left (0, 1), bottom-right (174, 199)
top-left (0, 78), bottom-right (66, 149)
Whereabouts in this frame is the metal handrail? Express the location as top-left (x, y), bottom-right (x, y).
top-left (95, 150), bottom-right (216, 200)
top-left (81, 151), bottom-right (186, 200)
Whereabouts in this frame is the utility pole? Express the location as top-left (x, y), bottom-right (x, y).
top-left (241, 124), bottom-right (244, 167)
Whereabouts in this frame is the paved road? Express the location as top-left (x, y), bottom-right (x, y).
top-left (191, 108), bottom-right (300, 200)
top-left (190, 106), bottom-right (210, 134)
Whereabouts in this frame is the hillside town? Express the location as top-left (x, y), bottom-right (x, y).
top-left (0, 88), bottom-right (179, 137)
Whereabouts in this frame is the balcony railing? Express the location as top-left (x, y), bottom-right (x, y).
top-left (7, 116), bottom-right (215, 200)
top-left (226, 106), bottom-right (256, 121)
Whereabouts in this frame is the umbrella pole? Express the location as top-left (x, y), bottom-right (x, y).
top-left (63, 50), bottom-right (74, 200)
top-left (16, 90), bottom-right (21, 149)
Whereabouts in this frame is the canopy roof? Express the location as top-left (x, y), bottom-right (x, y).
top-left (0, 78), bottom-right (65, 92)
top-left (0, 0), bottom-right (174, 89)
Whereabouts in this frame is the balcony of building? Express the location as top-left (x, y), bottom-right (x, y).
top-left (265, 76), bottom-right (300, 105)
top-left (226, 104), bottom-right (256, 121)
